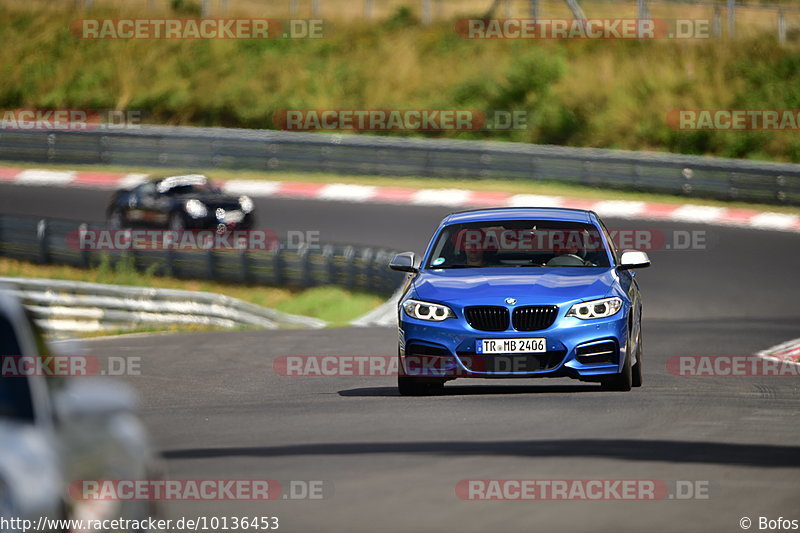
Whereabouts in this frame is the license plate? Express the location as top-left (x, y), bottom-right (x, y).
top-left (477, 338), bottom-right (546, 354)
top-left (224, 210), bottom-right (245, 223)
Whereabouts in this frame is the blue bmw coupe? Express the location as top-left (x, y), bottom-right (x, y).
top-left (389, 207), bottom-right (651, 395)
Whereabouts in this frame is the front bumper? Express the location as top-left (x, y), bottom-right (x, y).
top-left (399, 309), bottom-right (630, 380)
top-left (185, 211), bottom-right (255, 231)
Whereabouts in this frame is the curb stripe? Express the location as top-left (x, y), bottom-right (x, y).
top-left (1, 167), bottom-right (798, 233)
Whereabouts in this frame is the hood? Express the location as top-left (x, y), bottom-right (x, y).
top-left (412, 267), bottom-right (620, 306)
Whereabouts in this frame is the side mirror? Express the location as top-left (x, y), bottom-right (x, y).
top-left (389, 252), bottom-right (418, 273)
top-left (618, 250), bottom-right (651, 270)
top-left (55, 380), bottom-right (138, 421)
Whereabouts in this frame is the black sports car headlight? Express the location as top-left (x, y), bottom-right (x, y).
top-left (184, 199), bottom-right (207, 218)
top-left (402, 299), bottom-right (455, 322)
top-left (239, 196), bottom-right (254, 213)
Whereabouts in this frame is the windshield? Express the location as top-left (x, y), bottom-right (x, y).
top-left (425, 220), bottom-right (611, 269)
top-left (162, 183), bottom-right (219, 195)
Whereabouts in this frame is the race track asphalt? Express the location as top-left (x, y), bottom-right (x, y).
top-left (3, 182), bottom-right (799, 532)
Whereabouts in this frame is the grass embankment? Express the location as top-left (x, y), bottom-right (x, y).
top-left (0, 256), bottom-right (384, 327)
top-left (1, 3), bottom-right (800, 161)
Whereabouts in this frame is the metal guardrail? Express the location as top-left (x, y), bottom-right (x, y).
top-left (0, 276), bottom-right (327, 333)
top-left (1, 126), bottom-right (798, 205)
top-left (0, 214), bottom-right (405, 297)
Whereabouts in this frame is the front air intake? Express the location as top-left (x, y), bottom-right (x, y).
top-left (464, 306), bottom-right (509, 332)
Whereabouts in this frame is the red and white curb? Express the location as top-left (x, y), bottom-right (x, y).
top-left (2, 167), bottom-right (799, 233)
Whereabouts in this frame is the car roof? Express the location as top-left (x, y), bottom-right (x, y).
top-left (443, 207), bottom-right (597, 225)
top-left (154, 174), bottom-right (209, 193)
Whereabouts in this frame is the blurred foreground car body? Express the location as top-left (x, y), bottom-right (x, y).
top-left (390, 207), bottom-right (651, 395)
top-left (0, 288), bottom-right (160, 528)
top-left (106, 174), bottom-right (255, 232)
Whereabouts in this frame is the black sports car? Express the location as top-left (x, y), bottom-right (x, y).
top-left (106, 174), bottom-right (255, 231)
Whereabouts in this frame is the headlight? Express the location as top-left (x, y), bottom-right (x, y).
top-left (402, 299), bottom-right (455, 322)
top-left (566, 297), bottom-right (623, 320)
top-left (239, 195), bottom-right (254, 213)
top-left (185, 199), bottom-right (207, 218)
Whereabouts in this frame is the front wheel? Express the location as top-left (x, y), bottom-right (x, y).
top-left (168, 212), bottom-right (186, 231)
top-left (632, 328), bottom-right (643, 388)
top-left (600, 338), bottom-right (632, 392)
top-left (107, 208), bottom-right (125, 229)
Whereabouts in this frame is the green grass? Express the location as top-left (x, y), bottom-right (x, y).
top-left (0, 256), bottom-right (384, 328)
top-left (2, 3), bottom-right (800, 161)
top-left (5, 159), bottom-right (799, 215)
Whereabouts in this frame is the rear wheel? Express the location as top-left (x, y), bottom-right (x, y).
top-left (600, 336), bottom-right (632, 392)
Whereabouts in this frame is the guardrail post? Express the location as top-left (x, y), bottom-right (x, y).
top-left (343, 245), bottom-right (355, 289)
top-left (421, 0), bottom-right (431, 25)
top-left (727, 0), bottom-right (735, 38)
top-left (165, 246), bottom-right (176, 277)
top-left (713, 6), bottom-right (722, 37)
top-left (322, 244), bottom-right (335, 284)
top-left (37, 219), bottom-right (49, 265)
top-left (776, 175), bottom-right (787, 203)
top-left (206, 247), bottom-right (216, 279)
top-left (681, 167), bottom-right (694, 196)
top-left (529, 0), bottom-right (538, 18)
top-left (361, 247), bottom-right (374, 292)
top-left (636, 0), bottom-right (647, 20)
top-left (239, 248), bottom-right (250, 283)
top-left (778, 11), bottom-right (786, 45)
top-left (373, 250), bottom-right (389, 293)
top-left (298, 243), bottom-right (311, 287)
top-left (271, 244), bottom-right (284, 285)
top-left (79, 223), bottom-right (90, 268)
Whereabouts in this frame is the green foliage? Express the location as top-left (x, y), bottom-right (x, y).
top-left (2, 6), bottom-right (799, 161)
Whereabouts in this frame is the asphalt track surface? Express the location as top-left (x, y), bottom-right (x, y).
top-left (3, 182), bottom-right (800, 532)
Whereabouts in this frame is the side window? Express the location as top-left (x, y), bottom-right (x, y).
top-left (136, 182), bottom-right (156, 199)
top-left (0, 316), bottom-right (35, 422)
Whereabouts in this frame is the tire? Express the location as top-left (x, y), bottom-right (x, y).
top-left (601, 335), bottom-right (633, 392)
top-left (398, 376), bottom-right (445, 396)
top-left (168, 212), bottom-right (186, 231)
top-left (632, 327), bottom-right (643, 388)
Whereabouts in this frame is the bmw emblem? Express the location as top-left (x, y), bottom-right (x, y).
top-left (505, 298), bottom-right (517, 305)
